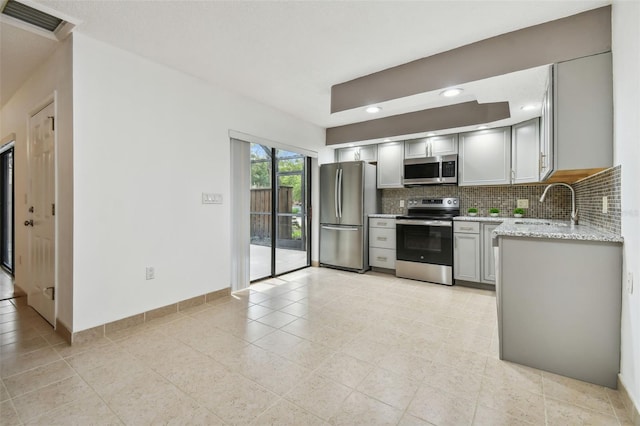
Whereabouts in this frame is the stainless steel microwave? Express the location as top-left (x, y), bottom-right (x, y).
top-left (403, 154), bottom-right (458, 185)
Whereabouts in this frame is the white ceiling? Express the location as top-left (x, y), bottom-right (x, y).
top-left (1, 0), bottom-right (610, 135)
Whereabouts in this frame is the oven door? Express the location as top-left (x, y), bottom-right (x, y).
top-left (396, 219), bottom-right (453, 266)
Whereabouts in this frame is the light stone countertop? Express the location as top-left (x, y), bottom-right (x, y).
top-left (373, 214), bottom-right (623, 243)
top-left (454, 216), bottom-right (505, 223)
top-left (493, 220), bottom-right (623, 243)
top-left (454, 217), bottom-right (624, 243)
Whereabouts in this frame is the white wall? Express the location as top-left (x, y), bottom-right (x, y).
top-left (612, 0), bottom-right (640, 412)
top-left (0, 38), bottom-right (74, 330)
top-left (72, 34), bottom-right (324, 332)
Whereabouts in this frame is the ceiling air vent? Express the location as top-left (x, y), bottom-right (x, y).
top-left (1, 0), bottom-right (63, 32)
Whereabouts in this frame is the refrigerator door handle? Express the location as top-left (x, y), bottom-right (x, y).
top-left (321, 225), bottom-right (359, 231)
top-left (334, 168), bottom-right (340, 219)
top-left (338, 168), bottom-right (343, 218)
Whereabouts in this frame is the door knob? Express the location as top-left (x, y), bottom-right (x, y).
top-left (24, 220), bottom-right (33, 227)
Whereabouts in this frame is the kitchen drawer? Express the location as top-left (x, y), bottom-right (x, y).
top-left (370, 247), bottom-right (396, 269)
top-left (370, 218), bottom-right (396, 229)
top-left (454, 221), bottom-right (480, 234)
top-left (369, 227), bottom-right (396, 249)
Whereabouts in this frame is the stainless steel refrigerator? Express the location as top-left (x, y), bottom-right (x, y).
top-left (320, 161), bottom-right (378, 272)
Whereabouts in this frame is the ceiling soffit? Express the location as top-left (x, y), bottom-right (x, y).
top-left (330, 6), bottom-right (611, 114)
top-left (326, 101), bottom-right (510, 146)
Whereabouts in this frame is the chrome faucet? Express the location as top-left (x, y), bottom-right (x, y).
top-left (539, 183), bottom-right (578, 226)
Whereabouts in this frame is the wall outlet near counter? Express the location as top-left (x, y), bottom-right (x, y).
top-left (400, 200), bottom-right (405, 207)
top-left (627, 272), bottom-right (634, 294)
top-left (602, 196), bottom-right (608, 213)
top-left (517, 199), bottom-right (529, 209)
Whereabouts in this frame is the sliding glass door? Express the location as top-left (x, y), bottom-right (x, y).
top-left (0, 148), bottom-right (14, 274)
top-left (249, 144), bottom-right (310, 281)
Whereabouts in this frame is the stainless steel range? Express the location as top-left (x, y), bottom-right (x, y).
top-left (395, 197), bottom-right (459, 285)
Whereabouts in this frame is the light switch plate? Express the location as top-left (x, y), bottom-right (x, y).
top-left (602, 196), bottom-right (608, 213)
top-left (202, 193), bottom-right (223, 204)
top-left (145, 267), bottom-right (155, 280)
top-left (517, 199), bottom-right (529, 209)
top-left (399, 200), bottom-right (405, 208)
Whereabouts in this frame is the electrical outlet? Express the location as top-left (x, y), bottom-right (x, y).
top-left (602, 196), bottom-right (608, 214)
top-left (628, 272), bottom-right (634, 294)
top-left (517, 199), bottom-right (529, 209)
top-left (399, 200), bottom-right (405, 208)
top-left (145, 267), bottom-right (155, 280)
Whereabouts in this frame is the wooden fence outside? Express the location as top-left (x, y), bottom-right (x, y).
top-left (250, 187), bottom-right (293, 241)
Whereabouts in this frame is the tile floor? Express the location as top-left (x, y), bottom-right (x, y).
top-left (0, 267), bottom-right (633, 425)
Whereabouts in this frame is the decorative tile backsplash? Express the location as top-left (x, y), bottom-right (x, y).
top-left (381, 165), bottom-right (622, 235)
top-left (574, 166), bottom-right (621, 234)
top-left (382, 184), bottom-right (573, 219)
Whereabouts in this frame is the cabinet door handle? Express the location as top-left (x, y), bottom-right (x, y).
top-left (460, 226), bottom-right (473, 231)
top-left (540, 152), bottom-right (547, 173)
top-left (376, 221), bottom-right (387, 226)
top-left (377, 236), bottom-right (387, 241)
top-left (377, 256), bottom-right (387, 261)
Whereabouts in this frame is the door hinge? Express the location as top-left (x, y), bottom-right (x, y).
top-left (52, 203), bottom-right (55, 216)
top-left (48, 116), bottom-right (55, 131)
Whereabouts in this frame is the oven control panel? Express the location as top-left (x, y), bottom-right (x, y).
top-left (406, 197), bottom-right (459, 208)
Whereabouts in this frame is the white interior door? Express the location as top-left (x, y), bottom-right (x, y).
top-left (27, 102), bottom-right (55, 326)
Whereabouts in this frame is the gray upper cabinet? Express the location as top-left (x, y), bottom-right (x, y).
top-left (377, 141), bottom-right (404, 188)
top-left (429, 134), bottom-right (458, 156)
top-left (539, 68), bottom-right (553, 181)
top-left (404, 134), bottom-right (458, 159)
top-left (404, 139), bottom-right (428, 159)
top-left (336, 145), bottom-right (377, 163)
top-left (459, 127), bottom-right (512, 186)
top-left (552, 52), bottom-right (613, 174)
top-left (511, 118), bottom-right (540, 184)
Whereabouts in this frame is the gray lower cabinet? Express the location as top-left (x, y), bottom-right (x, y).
top-left (496, 236), bottom-right (622, 388)
top-left (481, 223), bottom-right (499, 283)
top-left (453, 222), bottom-right (480, 282)
top-left (369, 218), bottom-right (396, 270)
top-left (454, 221), bottom-right (499, 285)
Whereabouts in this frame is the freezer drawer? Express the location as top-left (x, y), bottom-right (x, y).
top-left (320, 225), bottom-right (365, 271)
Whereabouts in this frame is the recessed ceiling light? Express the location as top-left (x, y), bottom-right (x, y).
top-left (477, 125), bottom-right (489, 130)
top-left (440, 88), bottom-right (463, 98)
top-left (365, 106), bottom-right (382, 114)
top-left (521, 104), bottom-right (539, 111)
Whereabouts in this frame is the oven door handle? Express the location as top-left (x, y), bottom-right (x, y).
top-left (396, 219), bottom-right (452, 227)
